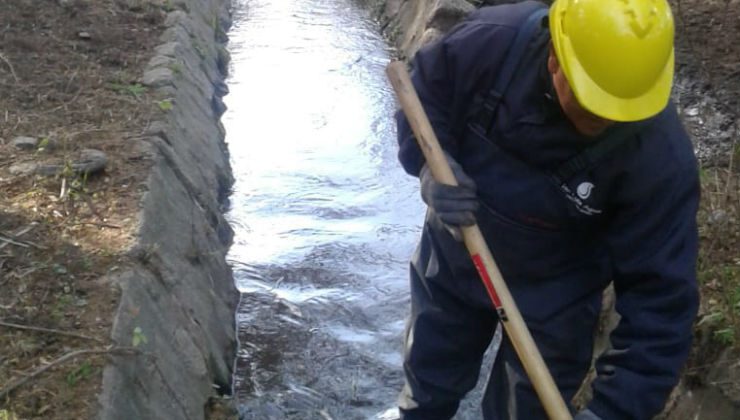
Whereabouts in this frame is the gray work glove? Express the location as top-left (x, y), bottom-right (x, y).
top-left (419, 153), bottom-right (478, 241)
top-left (574, 409), bottom-right (602, 420)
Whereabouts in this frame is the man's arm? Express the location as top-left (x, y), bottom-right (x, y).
top-left (589, 109), bottom-right (701, 419)
top-left (396, 12), bottom-right (522, 176)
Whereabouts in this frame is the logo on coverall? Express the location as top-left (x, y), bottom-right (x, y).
top-left (577, 182), bottom-right (594, 199)
top-left (560, 181), bottom-right (601, 216)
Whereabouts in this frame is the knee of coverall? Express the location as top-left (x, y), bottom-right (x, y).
top-left (482, 291), bottom-right (602, 420)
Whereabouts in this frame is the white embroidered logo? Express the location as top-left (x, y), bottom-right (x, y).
top-left (577, 182), bottom-right (595, 200)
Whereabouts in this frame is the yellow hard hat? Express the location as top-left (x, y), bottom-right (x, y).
top-left (549, 0), bottom-right (675, 122)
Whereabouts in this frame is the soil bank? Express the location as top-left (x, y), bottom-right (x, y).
top-left (1, 0), bottom-right (238, 419)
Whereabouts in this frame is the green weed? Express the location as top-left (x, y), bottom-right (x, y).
top-left (169, 61), bottom-right (183, 75)
top-left (157, 99), bottom-right (173, 111)
top-left (107, 82), bottom-right (147, 99)
top-left (66, 361), bottom-right (93, 386)
top-left (132, 326), bottom-right (148, 347)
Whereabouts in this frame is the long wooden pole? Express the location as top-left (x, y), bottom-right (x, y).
top-left (386, 61), bottom-right (572, 420)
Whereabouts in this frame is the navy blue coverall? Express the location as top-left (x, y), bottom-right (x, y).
top-left (395, 2), bottom-right (700, 419)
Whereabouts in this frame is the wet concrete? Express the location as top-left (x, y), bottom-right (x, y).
top-left (222, 0), bottom-right (426, 418)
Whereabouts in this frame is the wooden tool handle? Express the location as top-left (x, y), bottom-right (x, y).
top-left (386, 60), bottom-right (572, 420)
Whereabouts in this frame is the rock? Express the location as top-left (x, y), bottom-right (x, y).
top-left (708, 209), bottom-right (729, 225)
top-left (686, 107), bottom-right (700, 117)
top-left (12, 136), bottom-right (38, 150)
top-left (37, 137), bottom-right (58, 153)
top-left (142, 67), bottom-right (175, 88)
top-left (8, 162), bottom-right (39, 176)
top-left (154, 42), bottom-right (180, 58)
top-left (426, 0), bottom-right (475, 32)
top-left (165, 10), bottom-right (189, 27)
top-left (418, 28), bottom-right (444, 48)
top-left (36, 148), bottom-right (109, 177)
top-left (216, 45), bottom-right (230, 75)
top-left (211, 95), bottom-right (227, 117)
top-left (128, 139), bottom-right (157, 161)
top-left (75, 148), bottom-right (108, 173)
top-left (213, 80), bottom-right (229, 97)
top-left (385, 0), bottom-right (473, 60)
top-left (78, 31), bottom-right (92, 40)
top-left (662, 348), bottom-right (740, 419)
top-left (147, 54), bottom-right (176, 69)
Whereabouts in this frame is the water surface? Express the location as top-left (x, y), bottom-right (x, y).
top-left (222, 0), bottom-right (425, 418)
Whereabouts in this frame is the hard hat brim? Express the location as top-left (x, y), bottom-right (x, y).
top-left (559, 39), bottom-right (674, 122)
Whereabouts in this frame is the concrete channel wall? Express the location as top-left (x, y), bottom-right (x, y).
top-left (372, 0), bottom-right (475, 60)
top-left (98, 0), bottom-right (238, 419)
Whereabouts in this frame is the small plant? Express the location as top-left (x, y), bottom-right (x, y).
top-left (51, 294), bottom-right (73, 322)
top-left (132, 326), bottom-right (148, 347)
top-left (107, 82), bottom-right (147, 98)
top-left (0, 409), bottom-right (19, 420)
top-left (36, 137), bottom-right (51, 153)
top-left (66, 360), bottom-right (93, 386)
top-left (713, 328), bottom-right (735, 346)
top-left (162, 0), bottom-right (175, 12)
top-left (81, 256), bottom-right (93, 271)
top-left (169, 61), bottom-right (183, 75)
top-left (193, 42), bottom-right (207, 60)
top-left (58, 157), bottom-right (90, 212)
top-left (52, 263), bottom-right (68, 275)
top-left (698, 166), bottom-right (707, 181)
top-left (157, 99), bottom-right (173, 111)
top-left (698, 309), bottom-right (724, 326)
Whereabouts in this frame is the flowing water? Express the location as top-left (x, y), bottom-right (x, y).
top-left (222, 0), bottom-right (425, 418)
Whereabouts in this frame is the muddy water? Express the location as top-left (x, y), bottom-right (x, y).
top-left (222, 0), bottom-right (425, 418)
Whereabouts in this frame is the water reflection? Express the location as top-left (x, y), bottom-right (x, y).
top-left (223, 0), bottom-right (424, 418)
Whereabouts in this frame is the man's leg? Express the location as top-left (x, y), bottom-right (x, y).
top-left (481, 293), bottom-right (601, 420)
top-left (399, 267), bottom-right (498, 420)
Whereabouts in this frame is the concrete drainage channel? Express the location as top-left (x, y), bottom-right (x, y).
top-left (91, 0), bottom-right (739, 419)
top-left (93, 1), bottom-right (476, 418)
top-left (97, 0), bottom-right (239, 419)
top-left (91, 1), bottom-right (485, 418)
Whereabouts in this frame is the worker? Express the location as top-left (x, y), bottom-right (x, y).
top-left (394, 0), bottom-right (700, 419)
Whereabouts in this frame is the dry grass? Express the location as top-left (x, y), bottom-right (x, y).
top-left (696, 162), bottom-right (740, 348)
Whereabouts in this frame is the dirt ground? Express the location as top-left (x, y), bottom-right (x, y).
top-left (669, 0), bottom-right (740, 413)
top-left (0, 0), bottom-right (168, 418)
top-left (0, 0), bottom-right (738, 419)
top-left (672, 0), bottom-right (740, 361)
